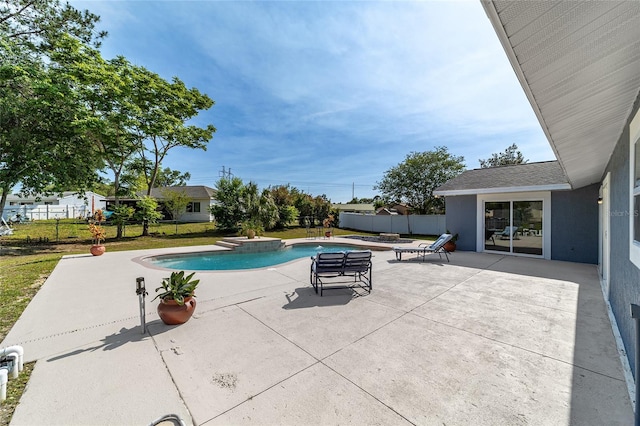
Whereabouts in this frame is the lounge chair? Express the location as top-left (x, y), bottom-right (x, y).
top-left (393, 233), bottom-right (453, 262)
top-left (0, 218), bottom-right (13, 236)
top-left (499, 226), bottom-right (519, 240)
top-left (310, 250), bottom-right (372, 296)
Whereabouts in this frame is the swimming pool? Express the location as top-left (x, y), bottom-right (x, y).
top-left (148, 244), bottom-right (365, 271)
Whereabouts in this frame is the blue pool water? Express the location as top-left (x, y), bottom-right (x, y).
top-left (149, 244), bottom-right (363, 271)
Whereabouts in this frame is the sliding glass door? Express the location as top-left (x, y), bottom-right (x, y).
top-left (484, 200), bottom-right (543, 256)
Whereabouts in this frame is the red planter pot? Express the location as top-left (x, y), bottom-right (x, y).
top-left (157, 296), bottom-right (196, 325)
top-left (90, 245), bottom-right (106, 256)
top-left (443, 242), bottom-right (456, 252)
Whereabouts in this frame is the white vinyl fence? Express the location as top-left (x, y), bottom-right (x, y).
top-left (2, 204), bottom-right (92, 221)
top-left (339, 212), bottom-right (446, 235)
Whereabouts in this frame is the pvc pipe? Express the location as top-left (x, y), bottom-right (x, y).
top-left (1, 346), bottom-right (24, 371)
top-left (0, 368), bottom-right (7, 402)
top-left (2, 354), bottom-right (18, 379)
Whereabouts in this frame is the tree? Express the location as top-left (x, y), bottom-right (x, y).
top-left (0, 0), bottom-right (106, 217)
top-left (135, 196), bottom-right (162, 236)
top-left (0, 38), bottom-right (101, 218)
top-left (312, 195), bottom-right (331, 224)
top-left (268, 184), bottom-right (299, 229)
top-left (375, 147), bottom-right (465, 214)
top-left (54, 41), bottom-right (140, 211)
top-left (161, 188), bottom-right (190, 221)
top-left (211, 177), bottom-right (245, 230)
top-left (348, 197), bottom-right (374, 204)
top-left (110, 205), bottom-right (134, 239)
top-left (293, 191), bottom-right (314, 227)
top-left (130, 67), bottom-right (216, 194)
top-left (0, 0), bottom-right (106, 50)
top-left (479, 143), bottom-right (527, 168)
top-left (155, 167), bottom-right (191, 187)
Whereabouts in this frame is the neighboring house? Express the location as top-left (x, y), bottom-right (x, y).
top-left (384, 204), bottom-right (411, 215)
top-left (2, 191), bottom-right (106, 220)
top-left (439, 1), bottom-right (640, 389)
top-left (105, 186), bottom-right (217, 222)
top-left (375, 208), bottom-right (397, 216)
top-left (5, 191), bottom-right (105, 208)
top-left (331, 203), bottom-right (375, 215)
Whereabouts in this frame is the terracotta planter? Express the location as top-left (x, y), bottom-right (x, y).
top-left (157, 296), bottom-right (196, 325)
top-left (90, 244), bottom-right (106, 256)
top-left (325, 231), bottom-right (331, 238)
top-left (443, 241), bottom-right (456, 253)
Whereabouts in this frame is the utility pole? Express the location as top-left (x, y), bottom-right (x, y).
top-left (352, 182), bottom-right (355, 201)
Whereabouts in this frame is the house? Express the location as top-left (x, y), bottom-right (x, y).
top-left (437, 1), bottom-right (640, 395)
top-left (5, 191), bottom-right (105, 208)
top-left (105, 186), bottom-right (217, 222)
top-left (331, 203), bottom-right (376, 214)
top-left (377, 204), bottom-right (411, 215)
top-left (2, 191), bottom-right (106, 220)
top-left (434, 161), bottom-right (597, 263)
top-left (375, 208), bottom-right (397, 216)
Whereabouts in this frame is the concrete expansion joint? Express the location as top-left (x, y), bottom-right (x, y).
top-left (2, 314), bottom-right (143, 347)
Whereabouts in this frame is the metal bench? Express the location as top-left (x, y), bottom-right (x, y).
top-left (310, 251), bottom-right (372, 296)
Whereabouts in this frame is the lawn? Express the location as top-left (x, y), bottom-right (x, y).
top-left (0, 220), bottom-right (380, 425)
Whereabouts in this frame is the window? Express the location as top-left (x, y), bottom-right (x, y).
top-left (186, 202), bottom-right (201, 213)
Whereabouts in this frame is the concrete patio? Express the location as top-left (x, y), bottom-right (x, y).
top-left (1, 238), bottom-right (634, 425)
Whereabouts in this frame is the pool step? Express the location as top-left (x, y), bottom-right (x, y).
top-left (215, 237), bottom-right (285, 253)
top-left (215, 240), bottom-right (240, 249)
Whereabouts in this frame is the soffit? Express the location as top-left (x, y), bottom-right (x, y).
top-left (482, 1), bottom-right (640, 188)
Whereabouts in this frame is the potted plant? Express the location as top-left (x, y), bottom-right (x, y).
top-left (444, 230), bottom-right (458, 252)
top-left (88, 210), bottom-right (106, 256)
top-left (153, 271), bottom-right (200, 325)
top-left (240, 219), bottom-right (263, 239)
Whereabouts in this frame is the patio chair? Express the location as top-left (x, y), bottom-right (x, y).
top-left (310, 252), bottom-right (345, 294)
top-left (342, 250), bottom-right (372, 292)
top-left (393, 233), bottom-right (452, 262)
top-left (499, 226), bottom-right (519, 240)
top-left (305, 221), bottom-right (314, 239)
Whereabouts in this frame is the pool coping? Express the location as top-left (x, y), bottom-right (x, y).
top-left (131, 237), bottom-right (394, 273)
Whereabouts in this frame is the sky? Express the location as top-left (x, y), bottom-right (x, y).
top-left (73, 0), bottom-right (555, 203)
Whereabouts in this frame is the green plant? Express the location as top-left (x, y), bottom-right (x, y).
top-left (152, 271), bottom-right (200, 305)
top-left (446, 229), bottom-right (458, 243)
top-left (239, 219), bottom-right (264, 237)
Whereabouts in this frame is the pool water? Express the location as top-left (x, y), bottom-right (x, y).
top-left (149, 244), bottom-right (364, 271)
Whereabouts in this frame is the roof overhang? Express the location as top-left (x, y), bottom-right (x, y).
top-left (434, 183), bottom-right (572, 197)
top-left (481, 1), bottom-right (640, 189)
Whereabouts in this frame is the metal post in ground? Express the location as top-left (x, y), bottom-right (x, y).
top-left (136, 277), bottom-right (148, 334)
top-left (631, 303), bottom-right (640, 426)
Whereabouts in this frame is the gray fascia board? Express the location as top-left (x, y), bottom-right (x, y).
top-left (434, 183), bottom-right (572, 197)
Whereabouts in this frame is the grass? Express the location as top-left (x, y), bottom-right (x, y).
top-left (0, 220), bottom-right (385, 425)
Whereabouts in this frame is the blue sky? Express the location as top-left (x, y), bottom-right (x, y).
top-left (73, 0), bottom-right (555, 203)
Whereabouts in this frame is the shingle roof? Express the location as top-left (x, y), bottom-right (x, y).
top-left (136, 185), bottom-right (216, 200)
top-left (434, 161), bottom-right (571, 196)
top-left (142, 186), bottom-right (217, 199)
